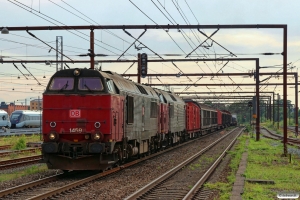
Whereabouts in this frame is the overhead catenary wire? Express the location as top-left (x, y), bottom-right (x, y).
top-left (21, 63), bottom-right (43, 86)
top-left (13, 63), bottom-right (28, 80)
top-left (26, 30), bottom-right (74, 63)
top-left (60, 0), bottom-right (131, 45)
top-left (129, 0), bottom-right (201, 82)
top-left (9, 0), bottom-right (124, 56)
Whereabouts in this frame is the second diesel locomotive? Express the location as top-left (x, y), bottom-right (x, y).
top-left (41, 68), bottom-right (233, 171)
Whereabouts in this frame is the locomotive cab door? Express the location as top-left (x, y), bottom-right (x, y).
top-left (112, 111), bottom-right (119, 141)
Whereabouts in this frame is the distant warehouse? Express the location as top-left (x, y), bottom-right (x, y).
top-left (30, 99), bottom-right (43, 110)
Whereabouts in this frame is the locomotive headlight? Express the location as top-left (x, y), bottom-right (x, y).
top-left (93, 133), bottom-right (100, 140)
top-left (49, 133), bottom-right (56, 140)
top-left (73, 68), bottom-right (81, 76)
top-left (85, 134), bottom-right (90, 140)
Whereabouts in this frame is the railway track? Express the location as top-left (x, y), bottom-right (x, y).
top-left (0, 155), bottom-right (42, 170)
top-left (0, 128), bottom-right (234, 200)
top-left (0, 147), bottom-right (41, 158)
top-left (287, 126), bottom-right (299, 137)
top-left (0, 142), bottom-right (41, 151)
top-left (125, 127), bottom-right (244, 200)
top-left (261, 127), bottom-right (300, 146)
top-left (0, 145), bottom-right (12, 151)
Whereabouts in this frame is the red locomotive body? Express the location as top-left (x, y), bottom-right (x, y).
top-left (43, 95), bottom-right (124, 143)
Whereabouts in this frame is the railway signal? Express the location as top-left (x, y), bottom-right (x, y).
top-left (139, 53), bottom-right (148, 78)
top-left (248, 101), bottom-right (253, 107)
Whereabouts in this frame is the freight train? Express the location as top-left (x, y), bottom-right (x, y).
top-left (41, 68), bottom-right (234, 171)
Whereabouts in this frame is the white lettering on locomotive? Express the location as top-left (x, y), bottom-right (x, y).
top-left (69, 109), bottom-right (81, 118)
top-left (69, 128), bottom-right (83, 133)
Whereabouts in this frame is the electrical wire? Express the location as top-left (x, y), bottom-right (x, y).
top-left (9, 0), bottom-right (122, 56)
top-left (60, 0), bottom-right (131, 45)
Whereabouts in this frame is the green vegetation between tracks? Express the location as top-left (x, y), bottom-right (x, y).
top-left (205, 130), bottom-right (300, 200)
top-left (0, 134), bottom-right (41, 148)
top-left (0, 165), bottom-right (48, 182)
top-left (0, 149), bottom-right (41, 161)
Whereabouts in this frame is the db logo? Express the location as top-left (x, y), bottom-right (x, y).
top-left (69, 109), bottom-right (81, 118)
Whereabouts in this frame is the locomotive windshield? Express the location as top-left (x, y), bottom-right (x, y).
top-left (49, 77), bottom-right (74, 91)
top-left (78, 77), bottom-right (103, 91)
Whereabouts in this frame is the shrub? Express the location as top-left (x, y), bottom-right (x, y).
top-left (13, 136), bottom-right (26, 150)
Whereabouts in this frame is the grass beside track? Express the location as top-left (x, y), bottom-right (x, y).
top-left (0, 134), bottom-right (41, 147)
top-left (205, 131), bottom-right (300, 199)
top-left (242, 136), bottom-right (300, 199)
top-left (0, 164), bottom-right (48, 182)
top-left (0, 149), bottom-right (41, 161)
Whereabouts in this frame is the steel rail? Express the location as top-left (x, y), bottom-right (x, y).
top-left (27, 130), bottom-right (222, 200)
top-left (183, 128), bottom-right (244, 200)
top-left (124, 127), bottom-right (242, 200)
top-left (0, 173), bottom-right (64, 197)
top-left (0, 129), bottom-right (220, 199)
top-left (0, 156), bottom-right (42, 170)
top-left (0, 145), bottom-right (13, 151)
top-left (261, 127), bottom-right (300, 146)
top-left (0, 148), bottom-right (41, 158)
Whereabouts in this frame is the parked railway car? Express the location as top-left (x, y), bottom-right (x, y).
top-left (0, 110), bottom-right (11, 128)
top-left (10, 110), bottom-right (42, 128)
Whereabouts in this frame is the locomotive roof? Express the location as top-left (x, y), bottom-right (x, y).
top-left (100, 71), bottom-right (160, 99)
top-left (51, 68), bottom-right (101, 77)
top-left (47, 68), bottom-right (183, 102)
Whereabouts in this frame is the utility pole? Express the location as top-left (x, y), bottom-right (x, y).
top-left (277, 93), bottom-right (280, 130)
top-left (295, 74), bottom-right (298, 137)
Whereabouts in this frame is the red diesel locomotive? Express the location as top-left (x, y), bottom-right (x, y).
top-left (41, 68), bottom-right (233, 171)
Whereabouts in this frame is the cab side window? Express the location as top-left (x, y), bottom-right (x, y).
top-left (106, 79), bottom-right (119, 94)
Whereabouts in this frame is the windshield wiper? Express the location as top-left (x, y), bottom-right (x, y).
top-left (84, 83), bottom-right (93, 93)
top-left (60, 81), bottom-right (69, 91)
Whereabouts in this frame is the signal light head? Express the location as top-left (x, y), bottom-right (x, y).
top-left (139, 53), bottom-right (148, 78)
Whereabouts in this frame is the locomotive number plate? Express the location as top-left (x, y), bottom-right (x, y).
top-left (70, 128), bottom-right (83, 133)
top-left (69, 109), bottom-right (81, 118)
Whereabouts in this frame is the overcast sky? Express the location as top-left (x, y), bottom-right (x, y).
top-left (1, 0), bottom-right (299, 106)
